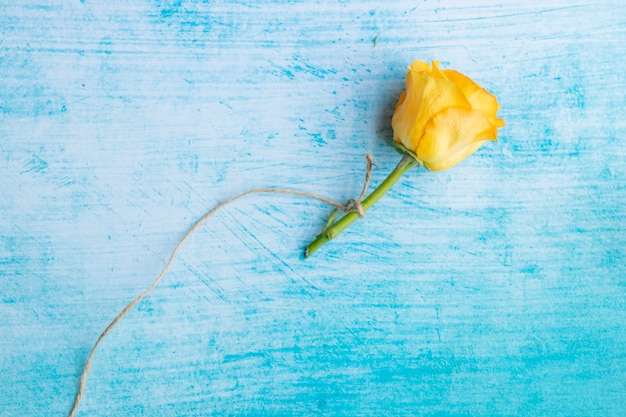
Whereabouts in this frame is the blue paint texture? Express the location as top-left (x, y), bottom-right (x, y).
top-left (1, 1), bottom-right (625, 416)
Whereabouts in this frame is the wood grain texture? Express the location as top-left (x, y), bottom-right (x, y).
top-left (1, 1), bottom-right (625, 416)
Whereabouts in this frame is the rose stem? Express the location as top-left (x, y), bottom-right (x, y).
top-left (305, 153), bottom-right (418, 258)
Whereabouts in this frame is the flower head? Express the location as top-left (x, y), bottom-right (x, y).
top-left (392, 60), bottom-right (505, 171)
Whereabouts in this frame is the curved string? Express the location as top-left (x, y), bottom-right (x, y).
top-left (67, 155), bottom-right (374, 417)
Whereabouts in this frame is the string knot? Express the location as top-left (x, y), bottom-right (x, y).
top-left (342, 153), bottom-right (374, 218)
top-left (343, 198), bottom-right (365, 218)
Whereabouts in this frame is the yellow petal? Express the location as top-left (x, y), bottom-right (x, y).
top-left (425, 139), bottom-right (489, 171)
top-left (409, 60), bottom-right (431, 74)
top-left (430, 60), bottom-right (449, 81)
top-left (489, 116), bottom-right (506, 128)
top-left (395, 91), bottom-right (407, 108)
top-left (416, 107), bottom-right (496, 171)
top-left (443, 69), bottom-right (503, 125)
top-left (392, 72), bottom-right (427, 151)
top-left (392, 70), bottom-right (472, 152)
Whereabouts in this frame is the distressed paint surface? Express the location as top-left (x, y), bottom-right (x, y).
top-left (1, 1), bottom-right (625, 416)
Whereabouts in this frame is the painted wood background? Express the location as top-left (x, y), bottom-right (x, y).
top-left (2, 1), bottom-right (625, 416)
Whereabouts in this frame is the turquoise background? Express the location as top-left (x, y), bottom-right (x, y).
top-left (1, 1), bottom-right (625, 416)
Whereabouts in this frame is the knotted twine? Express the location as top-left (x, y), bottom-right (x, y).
top-left (67, 153), bottom-right (374, 417)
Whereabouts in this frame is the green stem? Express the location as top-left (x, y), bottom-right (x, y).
top-left (305, 153), bottom-right (419, 258)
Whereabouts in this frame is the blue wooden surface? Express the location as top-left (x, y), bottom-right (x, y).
top-left (2, 1), bottom-right (625, 416)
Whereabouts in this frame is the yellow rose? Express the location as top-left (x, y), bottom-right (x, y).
top-left (306, 60), bottom-right (505, 257)
top-left (391, 60), bottom-right (505, 171)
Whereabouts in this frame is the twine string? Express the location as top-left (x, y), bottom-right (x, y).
top-left (67, 154), bottom-right (374, 417)
top-left (342, 153), bottom-right (374, 218)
